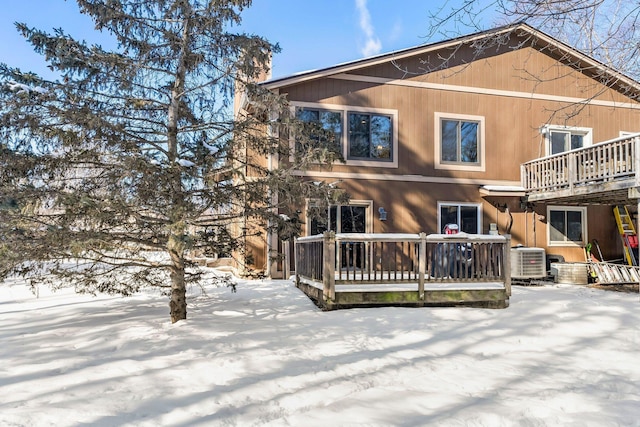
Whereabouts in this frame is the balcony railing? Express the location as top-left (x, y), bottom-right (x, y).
top-left (521, 134), bottom-right (640, 197)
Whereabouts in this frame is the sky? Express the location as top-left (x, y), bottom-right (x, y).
top-left (2, 271), bottom-right (639, 425)
top-left (0, 0), bottom-right (496, 81)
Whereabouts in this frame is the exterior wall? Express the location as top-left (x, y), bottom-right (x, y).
top-left (281, 51), bottom-right (640, 181)
top-left (300, 180), bottom-right (622, 262)
top-left (266, 34), bottom-right (640, 267)
top-left (233, 69), bottom-right (272, 274)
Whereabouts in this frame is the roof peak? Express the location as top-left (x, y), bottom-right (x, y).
top-left (261, 22), bottom-right (640, 98)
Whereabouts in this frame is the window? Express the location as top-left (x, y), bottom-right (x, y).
top-left (295, 107), bottom-right (342, 153)
top-left (438, 202), bottom-right (482, 234)
top-left (435, 113), bottom-right (485, 171)
top-left (547, 206), bottom-right (587, 246)
top-left (348, 113), bottom-right (392, 161)
top-left (308, 201), bottom-right (372, 269)
top-left (550, 131), bottom-right (583, 154)
top-left (291, 102), bottom-right (398, 168)
top-left (442, 120), bottom-right (479, 163)
top-left (309, 202), bottom-right (372, 235)
top-left (544, 126), bottom-right (591, 155)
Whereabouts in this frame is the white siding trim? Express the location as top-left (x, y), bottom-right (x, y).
top-left (291, 170), bottom-right (520, 186)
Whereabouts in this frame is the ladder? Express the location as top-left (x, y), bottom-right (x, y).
top-left (589, 262), bottom-right (640, 284)
top-left (613, 206), bottom-right (638, 266)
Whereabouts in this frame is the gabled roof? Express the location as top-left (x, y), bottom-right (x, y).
top-left (262, 22), bottom-right (640, 100)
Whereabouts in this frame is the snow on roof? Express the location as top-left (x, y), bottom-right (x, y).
top-left (479, 185), bottom-right (526, 196)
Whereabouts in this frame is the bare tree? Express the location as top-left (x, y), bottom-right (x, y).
top-left (427, 0), bottom-right (640, 79)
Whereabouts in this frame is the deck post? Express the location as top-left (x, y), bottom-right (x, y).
top-left (503, 234), bottom-right (512, 296)
top-left (293, 238), bottom-right (298, 286)
top-left (283, 240), bottom-right (290, 279)
top-left (568, 152), bottom-right (575, 192)
top-left (323, 231), bottom-right (336, 303)
top-left (418, 232), bottom-right (426, 299)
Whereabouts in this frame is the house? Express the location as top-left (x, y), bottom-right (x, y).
top-left (239, 22), bottom-right (640, 278)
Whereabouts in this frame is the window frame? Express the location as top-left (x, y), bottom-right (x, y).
top-left (347, 111), bottom-right (394, 162)
top-left (547, 205), bottom-right (588, 247)
top-left (437, 201), bottom-right (483, 235)
top-left (293, 106), bottom-right (343, 155)
top-left (305, 199), bottom-right (374, 236)
top-left (543, 125), bottom-right (592, 156)
top-left (434, 112), bottom-right (485, 172)
top-left (291, 102), bottom-right (398, 168)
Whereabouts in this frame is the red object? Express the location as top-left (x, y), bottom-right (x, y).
top-left (444, 224), bottom-right (459, 234)
top-left (627, 235), bottom-right (638, 248)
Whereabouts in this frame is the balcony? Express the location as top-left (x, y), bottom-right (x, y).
top-left (521, 134), bottom-right (640, 204)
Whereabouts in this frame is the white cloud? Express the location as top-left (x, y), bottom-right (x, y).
top-left (355, 0), bottom-right (382, 57)
top-left (389, 18), bottom-right (403, 42)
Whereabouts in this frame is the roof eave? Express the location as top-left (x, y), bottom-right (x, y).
top-left (261, 22), bottom-right (526, 90)
top-left (261, 22), bottom-right (640, 97)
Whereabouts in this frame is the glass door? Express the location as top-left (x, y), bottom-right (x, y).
top-left (310, 204), bottom-right (368, 268)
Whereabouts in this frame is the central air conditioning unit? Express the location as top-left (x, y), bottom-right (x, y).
top-left (511, 247), bottom-right (546, 279)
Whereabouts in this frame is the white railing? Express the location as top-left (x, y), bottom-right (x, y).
top-left (521, 134), bottom-right (640, 194)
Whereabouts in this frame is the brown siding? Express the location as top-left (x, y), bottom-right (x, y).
top-left (270, 36), bottom-right (640, 265)
top-left (281, 52), bottom-right (640, 182)
top-left (300, 179), bottom-right (625, 262)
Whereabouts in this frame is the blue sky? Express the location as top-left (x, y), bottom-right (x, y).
top-left (0, 1), bottom-right (493, 80)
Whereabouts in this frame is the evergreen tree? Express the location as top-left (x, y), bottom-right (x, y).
top-left (0, 0), bottom-right (342, 322)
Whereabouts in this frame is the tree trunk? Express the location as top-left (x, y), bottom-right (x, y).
top-left (169, 246), bottom-right (187, 323)
top-left (166, 11), bottom-right (191, 324)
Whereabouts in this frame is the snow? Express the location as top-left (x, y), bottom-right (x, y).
top-left (298, 232), bottom-right (507, 243)
top-left (202, 141), bottom-right (218, 154)
top-left (177, 158), bottom-right (195, 167)
top-left (481, 185), bottom-right (526, 192)
top-left (1, 274), bottom-right (640, 426)
top-left (7, 80), bottom-right (47, 95)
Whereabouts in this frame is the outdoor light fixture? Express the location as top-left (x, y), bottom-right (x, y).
top-left (378, 207), bottom-right (387, 221)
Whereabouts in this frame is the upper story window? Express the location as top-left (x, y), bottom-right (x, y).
top-left (295, 107), bottom-right (342, 153)
top-left (543, 125), bottom-right (592, 156)
top-left (291, 102), bottom-right (398, 168)
top-left (348, 113), bottom-right (393, 161)
top-left (435, 112), bottom-right (485, 172)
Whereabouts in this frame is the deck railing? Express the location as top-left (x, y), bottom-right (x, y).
top-left (521, 134), bottom-right (640, 194)
top-left (295, 232), bottom-right (511, 302)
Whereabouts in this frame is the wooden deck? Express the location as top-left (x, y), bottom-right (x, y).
top-left (294, 232), bottom-right (511, 310)
top-left (522, 134), bottom-right (640, 204)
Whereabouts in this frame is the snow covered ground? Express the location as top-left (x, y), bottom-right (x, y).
top-left (1, 273), bottom-right (639, 426)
